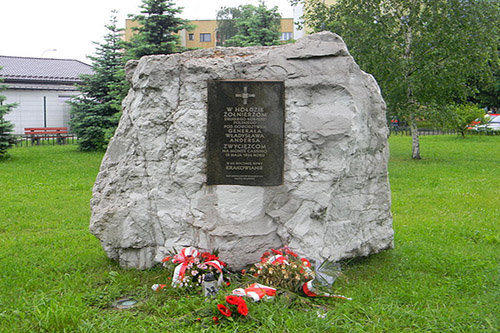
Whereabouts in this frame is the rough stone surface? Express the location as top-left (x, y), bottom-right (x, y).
top-left (90, 32), bottom-right (394, 270)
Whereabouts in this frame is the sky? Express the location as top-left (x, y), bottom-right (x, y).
top-left (0, 0), bottom-right (295, 64)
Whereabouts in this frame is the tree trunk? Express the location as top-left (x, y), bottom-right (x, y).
top-left (409, 116), bottom-right (421, 159)
top-left (403, 22), bottom-right (421, 159)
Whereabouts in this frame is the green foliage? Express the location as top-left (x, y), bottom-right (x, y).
top-left (299, 0), bottom-right (500, 158)
top-left (216, 6), bottom-right (243, 46)
top-left (217, 1), bottom-right (282, 47)
top-left (433, 103), bottom-right (486, 136)
top-left (1, 137), bottom-right (500, 331)
top-left (70, 13), bottom-right (128, 151)
top-left (473, 59), bottom-right (500, 108)
top-left (125, 0), bottom-right (190, 59)
top-left (0, 72), bottom-right (17, 157)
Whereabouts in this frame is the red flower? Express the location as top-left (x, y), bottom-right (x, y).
top-left (226, 295), bottom-right (241, 305)
top-left (217, 304), bottom-right (232, 317)
top-left (201, 252), bottom-right (219, 261)
top-left (271, 255), bottom-right (288, 265)
top-left (262, 251), bottom-right (271, 257)
top-left (301, 258), bottom-right (312, 267)
top-left (238, 301), bottom-right (249, 316)
top-left (212, 316), bottom-right (219, 324)
top-left (241, 269), bottom-right (247, 275)
top-left (271, 248), bottom-right (283, 255)
top-left (161, 256), bottom-right (171, 263)
top-left (285, 249), bottom-right (298, 257)
top-left (226, 295), bottom-right (249, 316)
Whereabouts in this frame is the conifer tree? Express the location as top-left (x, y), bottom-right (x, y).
top-left (70, 12), bottom-right (128, 151)
top-left (126, 0), bottom-right (190, 59)
top-left (0, 71), bottom-right (17, 157)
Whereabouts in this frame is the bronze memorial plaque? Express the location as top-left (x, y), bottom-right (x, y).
top-left (207, 80), bottom-right (284, 186)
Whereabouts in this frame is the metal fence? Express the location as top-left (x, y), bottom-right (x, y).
top-left (389, 127), bottom-right (499, 136)
top-left (9, 128), bottom-right (498, 146)
top-left (13, 134), bottom-right (79, 146)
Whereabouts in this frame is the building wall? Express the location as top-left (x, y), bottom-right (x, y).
top-left (4, 90), bottom-right (78, 134)
top-left (125, 18), bottom-right (294, 49)
top-left (183, 20), bottom-right (218, 49)
top-left (280, 18), bottom-right (294, 41)
top-left (125, 19), bottom-right (141, 44)
top-left (126, 19), bottom-right (218, 48)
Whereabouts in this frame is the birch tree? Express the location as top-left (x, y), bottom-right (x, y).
top-left (217, 1), bottom-right (282, 47)
top-left (295, 0), bottom-right (499, 158)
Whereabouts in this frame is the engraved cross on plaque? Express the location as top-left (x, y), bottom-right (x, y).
top-left (235, 86), bottom-right (255, 105)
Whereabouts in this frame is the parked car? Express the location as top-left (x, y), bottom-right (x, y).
top-left (468, 113), bottom-right (499, 130)
top-left (471, 114), bottom-right (500, 132)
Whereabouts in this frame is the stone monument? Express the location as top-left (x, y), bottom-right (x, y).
top-left (90, 32), bottom-right (394, 269)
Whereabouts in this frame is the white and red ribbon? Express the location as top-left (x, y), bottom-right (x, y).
top-left (167, 247), bottom-right (227, 288)
top-left (151, 284), bottom-right (167, 292)
top-left (232, 283), bottom-right (277, 302)
top-left (268, 255), bottom-right (289, 265)
top-left (302, 280), bottom-right (352, 300)
top-left (171, 246), bottom-right (199, 286)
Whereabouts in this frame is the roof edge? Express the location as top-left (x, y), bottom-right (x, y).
top-left (0, 54), bottom-right (91, 66)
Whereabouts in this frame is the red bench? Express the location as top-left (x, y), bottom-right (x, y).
top-left (24, 127), bottom-right (69, 145)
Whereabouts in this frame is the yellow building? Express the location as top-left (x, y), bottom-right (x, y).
top-left (124, 19), bottom-right (140, 43)
top-left (125, 18), bottom-right (295, 49)
top-left (180, 20), bottom-right (218, 48)
top-left (279, 18), bottom-right (294, 43)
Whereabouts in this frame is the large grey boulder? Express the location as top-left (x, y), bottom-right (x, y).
top-left (90, 32), bottom-right (394, 269)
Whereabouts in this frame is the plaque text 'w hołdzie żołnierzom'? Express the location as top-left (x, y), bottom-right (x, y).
top-left (207, 80), bottom-right (284, 186)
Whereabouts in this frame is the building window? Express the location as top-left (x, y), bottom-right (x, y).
top-left (188, 33), bottom-right (194, 41)
top-left (200, 33), bottom-right (211, 42)
top-left (281, 32), bottom-right (293, 41)
top-left (58, 95), bottom-right (74, 104)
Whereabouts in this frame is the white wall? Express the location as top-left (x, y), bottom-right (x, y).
top-left (3, 90), bottom-right (78, 134)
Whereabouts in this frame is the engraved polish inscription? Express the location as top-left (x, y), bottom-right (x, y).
top-left (207, 80), bottom-right (284, 186)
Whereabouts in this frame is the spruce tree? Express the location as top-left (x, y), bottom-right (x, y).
top-left (0, 71), bottom-right (17, 157)
top-left (126, 0), bottom-right (190, 59)
top-left (70, 12), bottom-right (128, 151)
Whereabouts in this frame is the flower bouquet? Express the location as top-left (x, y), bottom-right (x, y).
top-left (248, 247), bottom-right (349, 299)
top-left (155, 247), bottom-right (229, 293)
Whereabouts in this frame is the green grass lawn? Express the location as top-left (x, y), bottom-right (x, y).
top-left (0, 136), bottom-right (499, 332)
